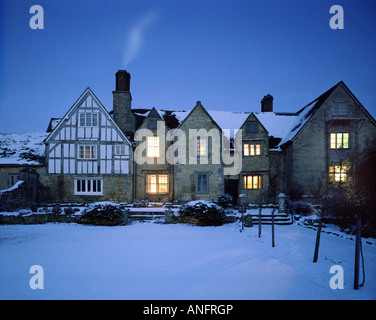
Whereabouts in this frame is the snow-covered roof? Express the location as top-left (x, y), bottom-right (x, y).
top-left (161, 108), bottom-right (298, 140)
top-left (0, 132), bottom-right (47, 165)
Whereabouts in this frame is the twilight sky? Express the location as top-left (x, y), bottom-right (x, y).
top-left (1, 0), bottom-right (375, 133)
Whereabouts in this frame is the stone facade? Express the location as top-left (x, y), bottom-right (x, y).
top-left (1, 75), bottom-right (375, 207)
top-left (174, 102), bottom-right (224, 202)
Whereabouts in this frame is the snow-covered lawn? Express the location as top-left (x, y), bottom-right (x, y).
top-left (0, 222), bottom-right (375, 300)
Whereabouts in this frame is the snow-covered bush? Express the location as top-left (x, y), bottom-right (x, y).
top-left (216, 194), bottom-right (233, 208)
top-left (178, 200), bottom-right (227, 226)
top-left (288, 200), bottom-right (315, 216)
top-left (80, 202), bottom-right (125, 226)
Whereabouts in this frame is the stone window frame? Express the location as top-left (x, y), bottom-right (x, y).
top-left (243, 143), bottom-right (262, 156)
top-left (328, 163), bottom-right (349, 183)
top-left (146, 173), bottom-right (169, 194)
top-left (74, 177), bottom-right (103, 195)
top-left (330, 132), bottom-right (349, 149)
top-left (242, 174), bottom-right (263, 190)
top-left (195, 172), bottom-right (209, 194)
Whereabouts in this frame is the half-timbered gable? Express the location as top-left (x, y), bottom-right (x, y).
top-left (43, 88), bottom-right (133, 202)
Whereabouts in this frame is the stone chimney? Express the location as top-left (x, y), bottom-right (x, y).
top-left (261, 94), bottom-right (273, 112)
top-left (113, 70), bottom-right (135, 137)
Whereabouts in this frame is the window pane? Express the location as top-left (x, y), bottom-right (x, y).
top-left (80, 114), bottom-right (85, 126)
top-left (86, 113), bottom-right (92, 126)
top-left (97, 180), bottom-right (101, 192)
top-left (330, 133), bottom-right (336, 149)
top-left (256, 144), bottom-right (261, 155)
top-left (243, 144), bottom-right (249, 156)
top-left (147, 175), bottom-right (157, 193)
top-left (343, 133), bottom-right (349, 148)
top-left (147, 137), bottom-right (159, 158)
top-left (197, 138), bottom-right (206, 156)
top-left (92, 113), bottom-right (98, 126)
top-left (77, 180), bottom-right (81, 192)
top-left (336, 133), bottom-right (343, 149)
top-left (158, 175), bottom-right (168, 193)
top-left (250, 144), bottom-right (255, 156)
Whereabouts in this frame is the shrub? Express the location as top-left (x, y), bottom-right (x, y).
top-left (288, 200), bottom-right (315, 216)
top-left (64, 207), bottom-right (79, 215)
top-left (216, 194), bottom-right (233, 208)
top-left (51, 205), bottom-right (62, 215)
top-left (80, 202), bottom-right (125, 226)
top-left (179, 200), bottom-right (227, 226)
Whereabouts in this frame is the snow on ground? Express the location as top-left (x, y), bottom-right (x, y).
top-left (0, 221), bottom-right (375, 300)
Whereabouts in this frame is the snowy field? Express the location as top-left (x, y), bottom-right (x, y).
top-left (0, 221), bottom-right (375, 300)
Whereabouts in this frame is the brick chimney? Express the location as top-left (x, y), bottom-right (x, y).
top-left (113, 70), bottom-right (135, 137)
top-left (261, 94), bottom-right (273, 112)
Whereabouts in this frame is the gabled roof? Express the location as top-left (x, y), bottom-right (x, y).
top-left (278, 81), bottom-right (356, 147)
top-left (44, 87), bottom-right (132, 146)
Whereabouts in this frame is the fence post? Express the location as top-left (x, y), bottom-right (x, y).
top-left (272, 207), bottom-right (275, 247)
top-left (354, 214), bottom-right (361, 290)
top-left (258, 206), bottom-right (262, 237)
top-left (313, 215), bottom-right (323, 263)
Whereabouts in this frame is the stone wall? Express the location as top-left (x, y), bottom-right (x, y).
top-left (174, 102), bottom-right (224, 202)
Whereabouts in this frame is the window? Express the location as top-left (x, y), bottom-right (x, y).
top-left (196, 173), bottom-right (209, 193)
top-left (245, 122), bottom-right (259, 133)
top-left (78, 145), bottom-right (97, 159)
top-left (243, 175), bottom-right (262, 189)
top-left (79, 112), bottom-right (98, 127)
top-left (115, 145), bottom-right (127, 156)
top-left (148, 119), bottom-right (158, 130)
top-left (75, 178), bottom-right (103, 195)
top-left (243, 143), bottom-right (261, 156)
top-left (147, 136), bottom-right (160, 158)
top-left (330, 133), bottom-right (349, 149)
top-left (332, 102), bottom-right (348, 116)
top-left (196, 138), bottom-right (207, 157)
top-left (8, 174), bottom-right (19, 188)
top-left (329, 165), bottom-right (348, 182)
top-left (146, 174), bottom-right (168, 194)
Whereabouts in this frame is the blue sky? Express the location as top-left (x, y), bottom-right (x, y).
top-left (1, 0), bottom-right (375, 133)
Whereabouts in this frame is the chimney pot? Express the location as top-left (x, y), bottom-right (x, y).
top-left (261, 94), bottom-right (273, 112)
top-left (115, 70), bottom-right (131, 92)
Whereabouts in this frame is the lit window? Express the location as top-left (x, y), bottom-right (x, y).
top-left (197, 138), bottom-right (207, 157)
top-left (78, 145), bottom-right (97, 159)
top-left (79, 112), bottom-right (98, 127)
top-left (243, 175), bottom-right (262, 189)
top-left (329, 165), bottom-right (348, 182)
top-left (243, 143), bottom-right (261, 156)
top-left (146, 174), bottom-right (168, 194)
top-left (147, 136), bottom-right (160, 158)
top-left (75, 178), bottom-right (102, 195)
top-left (330, 133), bottom-right (349, 149)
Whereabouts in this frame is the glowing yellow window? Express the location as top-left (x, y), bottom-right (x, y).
top-left (330, 133), bottom-right (349, 149)
top-left (147, 136), bottom-right (160, 158)
top-left (329, 165), bottom-right (348, 182)
top-left (243, 175), bottom-right (262, 189)
top-left (197, 138), bottom-right (207, 156)
top-left (147, 174), bottom-right (168, 194)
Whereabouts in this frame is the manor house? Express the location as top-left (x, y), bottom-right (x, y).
top-left (1, 70), bottom-right (375, 205)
